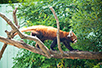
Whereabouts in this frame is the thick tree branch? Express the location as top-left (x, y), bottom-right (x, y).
top-left (49, 6), bottom-right (63, 55)
top-left (0, 36), bottom-right (46, 56)
top-left (50, 51), bottom-right (102, 59)
top-left (0, 36), bottom-right (102, 59)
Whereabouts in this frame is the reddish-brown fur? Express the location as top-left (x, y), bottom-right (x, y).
top-left (15, 25), bottom-right (77, 51)
top-left (15, 25), bottom-right (76, 41)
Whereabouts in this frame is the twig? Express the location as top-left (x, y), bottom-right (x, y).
top-left (49, 6), bottom-right (63, 54)
top-left (13, 7), bottom-right (20, 28)
top-left (0, 44), bottom-right (7, 60)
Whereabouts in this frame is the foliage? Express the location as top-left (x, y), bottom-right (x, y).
top-left (0, 0), bottom-right (17, 4)
top-left (10, 0), bottom-right (102, 68)
top-left (70, 0), bottom-right (102, 52)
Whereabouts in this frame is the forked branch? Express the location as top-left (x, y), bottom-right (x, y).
top-left (0, 10), bottom-right (51, 58)
top-left (0, 8), bottom-right (19, 60)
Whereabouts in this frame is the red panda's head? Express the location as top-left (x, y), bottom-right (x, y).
top-left (67, 30), bottom-right (77, 43)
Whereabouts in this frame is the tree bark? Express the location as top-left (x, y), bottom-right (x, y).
top-left (50, 51), bottom-right (102, 59)
top-left (49, 6), bottom-right (63, 55)
top-left (0, 44), bottom-right (7, 59)
top-left (0, 36), bottom-right (102, 59)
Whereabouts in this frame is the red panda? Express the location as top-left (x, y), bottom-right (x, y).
top-left (15, 25), bottom-right (77, 51)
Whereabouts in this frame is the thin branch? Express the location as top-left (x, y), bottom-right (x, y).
top-left (0, 30), bottom-right (16, 60)
top-left (13, 7), bottom-right (20, 28)
top-left (0, 43), bottom-right (7, 60)
top-left (0, 27), bottom-right (12, 60)
top-left (49, 6), bottom-right (63, 54)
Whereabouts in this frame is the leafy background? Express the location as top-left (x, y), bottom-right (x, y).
top-left (1, 0), bottom-right (102, 68)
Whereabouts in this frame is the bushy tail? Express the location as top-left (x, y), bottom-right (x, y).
top-left (14, 26), bottom-right (36, 36)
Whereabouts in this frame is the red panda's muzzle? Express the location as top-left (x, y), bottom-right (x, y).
top-left (71, 39), bottom-right (77, 43)
top-left (73, 40), bottom-right (77, 43)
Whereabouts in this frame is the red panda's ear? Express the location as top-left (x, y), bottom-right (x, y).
top-left (67, 30), bottom-right (73, 37)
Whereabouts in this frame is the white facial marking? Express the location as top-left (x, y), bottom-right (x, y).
top-left (67, 34), bottom-right (71, 37)
top-left (67, 30), bottom-right (73, 37)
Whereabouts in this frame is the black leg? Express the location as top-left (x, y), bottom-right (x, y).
top-left (31, 32), bottom-right (44, 48)
top-left (35, 43), bottom-right (40, 48)
top-left (50, 38), bottom-right (57, 50)
top-left (35, 40), bottom-right (45, 49)
top-left (31, 32), bottom-right (43, 39)
top-left (63, 41), bottom-right (74, 51)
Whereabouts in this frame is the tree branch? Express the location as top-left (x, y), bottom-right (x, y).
top-left (50, 51), bottom-right (102, 59)
top-left (0, 8), bottom-right (20, 60)
top-left (49, 6), bottom-right (63, 55)
top-left (0, 36), bottom-right (46, 56)
top-left (0, 36), bottom-right (102, 59)
top-left (13, 7), bottom-right (20, 28)
top-left (0, 12), bottom-right (51, 58)
top-left (0, 43), bottom-right (7, 60)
